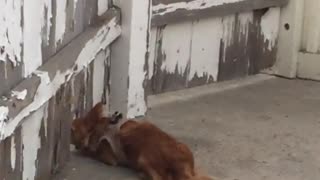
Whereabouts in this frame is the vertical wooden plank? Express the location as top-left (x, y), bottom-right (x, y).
top-left (145, 28), bottom-right (157, 94)
top-left (92, 51), bottom-right (106, 106)
top-left (21, 107), bottom-right (45, 180)
top-left (9, 127), bottom-right (23, 180)
top-left (188, 18), bottom-right (221, 87)
top-left (127, 0), bottom-right (152, 118)
top-left (255, 8), bottom-right (280, 71)
top-left (23, 0), bottom-right (45, 77)
top-left (218, 13), bottom-right (252, 81)
top-left (0, 130), bottom-right (22, 180)
top-left (110, 0), bottom-right (151, 118)
top-left (0, 139), bottom-right (6, 180)
top-left (35, 103), bottom-right (51, 180)
top-left (103, 49), bottom-right (111, 106)
top-left (47, 96), bottom-right (59, 175)
top-left (151, 22), bottom-right (193, 94)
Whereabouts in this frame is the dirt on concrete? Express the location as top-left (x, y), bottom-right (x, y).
top-left (54, 77), bottom-right (320, 180)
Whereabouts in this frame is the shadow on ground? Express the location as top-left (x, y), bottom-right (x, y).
top-left (54, 78), bottom-right (320, 180)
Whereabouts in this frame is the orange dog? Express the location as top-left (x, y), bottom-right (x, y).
top-left (113, 119), bottom-right (213, 180)
top-left (71, 103), bottom-right (213, 180)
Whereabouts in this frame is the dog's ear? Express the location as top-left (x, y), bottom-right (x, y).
top-left (110, 112), bottom-right (123, 124)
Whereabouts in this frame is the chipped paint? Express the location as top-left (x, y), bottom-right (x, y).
top-left (76, 18), bottom-right (121, 73)
top-left (189, 17), bottom-right (222, 82)
top-left (149, 7), bottom-right (281, 93)
top-left (55, 0), bottom-right (67, 45)
top-left (160, 22), bottom-right (193, 75)
top-left (260, 8), bottom-right (280, 51)
top-left (153, 0), bottom-right (244, 16)
top-left (127, 0), bottom-right (151, 118)
top-left (43, 0), bottom-right (53, 45)
top-left (11, 89), bottom-right (28, 100)
top-left (23, 0), bottom-right (44, 77)
top-left (0, 18), bottom-right (121, 141)
top-left (0, 0), bottom-right (23, 66)
top-left (11, 136), bottom-right (16, 170)
top-left (221, 12), bottom-right (253, 62)
top-left (22, 106), bottom-right (44, 180)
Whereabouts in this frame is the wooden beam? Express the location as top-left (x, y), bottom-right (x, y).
top-left (0, 8), bottom-right (121, 141)
top-left (152, 0), bottom-right (289, 27)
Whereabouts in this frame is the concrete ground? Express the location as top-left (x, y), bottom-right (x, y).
top-left (53, 75), bottom-right (320, 180)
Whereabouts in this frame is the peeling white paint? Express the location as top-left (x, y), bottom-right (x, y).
top-left (148, 28), bottom-right (157, 79)
top-left (153, 0), bottom-right (244, 16)
top-left (189, 18), bottom-right (221, 81)
top-left (238, 12), bottom-right (253, 43)
top-left (22, 106), bottom-right (44, 180)
top-left (93, 50), bottom-right (106, 105)
top-left (11, 89), bottom-right (28, 100)
top-left (0, 18), bottom-right (121, 141)
top-left (55, 0), bottom-right (67, 45)
top-left (221, 14), bottom-right (235, 53)
top-left (74, 0), bottom-right (79, 13)
top-left (0, 0), bottom-right (22, 66)
top-left (98, 0), bottom-right (109, 16)
top-left (127, 0), bottom-right (150, 118)
top-left (43, 0), bottom-right (53, 45)
top-left (23, 0), bottom-right (44, 77)
top-left (160, 21), bottom-right (193, 74)
top-left (76, 18), bottom-right (121, 73)
top-left (260, 8), bottom-right (280, 51)
top-left (11, 136), bottom-right (16, 170)
top-left (220, 13), bottom-right (253, 62)
top-left (149, 12), bottom-right (255, 83)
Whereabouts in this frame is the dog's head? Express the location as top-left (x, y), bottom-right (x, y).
top-left (70, 102), bottom-right (124, 151)
top-left (110, 111), bottom-right (123, 125)
top-left (71, 102), bottom-right (106, 149)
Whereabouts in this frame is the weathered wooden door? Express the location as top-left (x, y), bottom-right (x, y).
top-left (297, 0), bottom-right (320, 80)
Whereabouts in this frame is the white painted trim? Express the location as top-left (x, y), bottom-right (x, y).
top-left (297, 52), bottom-right (320, 81)
top-left (148, 74), bottom-right (275, 107)
top-left (269, 0), bottom-right (305, 78)
top-left (111, 0), bottom-right (151, 119)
